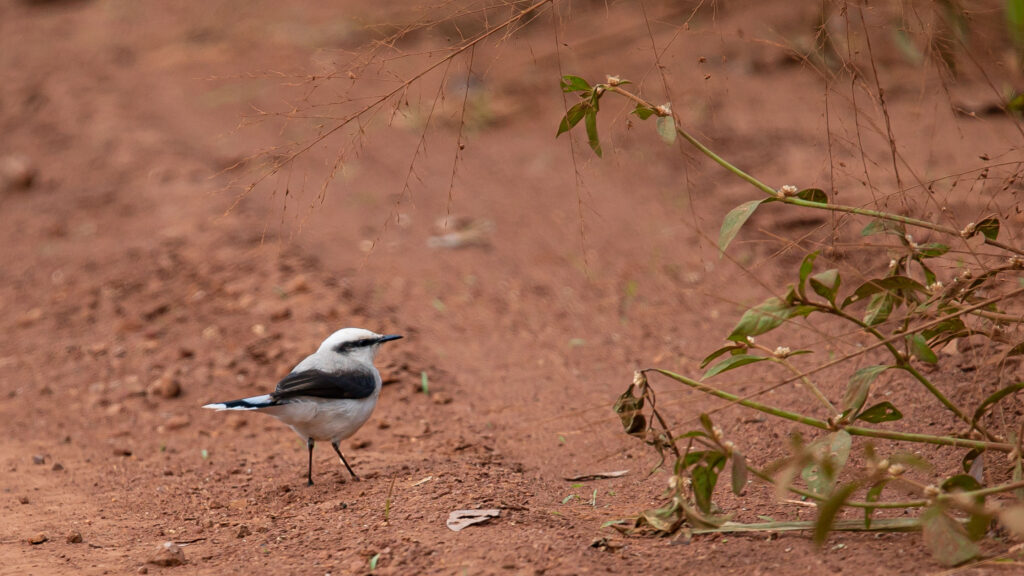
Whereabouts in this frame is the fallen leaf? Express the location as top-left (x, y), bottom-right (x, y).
top-left (563, 470), bottom-right (630, 482)
top-left (446, 509), bottom-right (501, 532)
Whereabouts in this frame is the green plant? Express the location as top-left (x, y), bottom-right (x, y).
top-left (560, 74), bottom-right (1024, 565)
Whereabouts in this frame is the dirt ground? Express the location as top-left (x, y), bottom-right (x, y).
top-left (3, 0), bottom-right (1024, 574)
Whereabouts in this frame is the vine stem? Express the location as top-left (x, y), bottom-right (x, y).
top-left (821, 303), bottom-right (997, 442)
top-left (648, 368), bottom-right (1013, 452)
top-left (751, 341), bottom-right (836, 414)
top-left (605, 84), bottom-right (1024, 255)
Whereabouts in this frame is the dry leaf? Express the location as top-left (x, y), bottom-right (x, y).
top-left (563, 470), bottom-right (629, 482)
top-left (446, 509), bottom-right (501, 532)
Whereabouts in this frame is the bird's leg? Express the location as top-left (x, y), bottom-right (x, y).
top-left (331, 441), bottom-right (360, 481)
top-left (306, 437), bottom-right (315, 486)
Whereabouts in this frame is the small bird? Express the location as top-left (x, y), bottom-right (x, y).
top-left (203, 328), bottom-right (402, 486)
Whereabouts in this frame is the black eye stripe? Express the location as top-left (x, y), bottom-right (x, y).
top-left (333, 338), bottom-right (377, 352)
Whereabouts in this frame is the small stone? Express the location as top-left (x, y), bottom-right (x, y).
top-left (66, 530), bottom-right (82, 544)
top-left (147, 542), bottom-right (185, 567)
top-left (18, 496), bottom-right (29, 504)
top-left (51, 463), bottom-right (64, 472)
top-left (163, 415), bottom-right (190, 430)
top-left (0, 154), bottom-right (37, 191)
top-left (16, 308), bottom-right (43, 327)
top-left (236, 525), bottom-right (251, 539)
top-left (352, 439), bottom-right (371, 450)
top-left (431, 393), bottom-right (452, 405)
top-left (28, 532), bottom-right (47, 545)
top-left (148, 377), bottom-right (181, 399)
top-left (32, 455), bottom-right (46, 465)
top-left (113, 448), bottom-right (132, 457)
top-left (138, 567), bottom-right (148, 575)
top-left (284, 275), bottom-right (309, 294)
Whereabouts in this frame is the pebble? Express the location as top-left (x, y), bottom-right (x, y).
top-left (147, 542), bottom-right (185, 567)
top-left (148, 377), bottom-right (181, 399)
top-left (0, 154), bottom-right (36, 191)
top-left (236, 525), bottom-right (251, 539)
top-left (28, 532), bottom-right (47, 545)
top-left (66, 530), bottom-right (83, 544)
top-left (162, 415), bottom-right (190, 431)
top-left (32, 454), bottom-right (46, 465)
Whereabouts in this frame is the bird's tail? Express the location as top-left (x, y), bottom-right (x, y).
top-left (202, 394), bottom-right (275, 411)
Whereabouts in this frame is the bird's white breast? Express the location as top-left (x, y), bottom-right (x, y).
top-left (262, 393), bottom-right (379, 442)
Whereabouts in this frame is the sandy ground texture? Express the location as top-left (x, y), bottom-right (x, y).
top-left (3, 0), bottom-right (1024, 574)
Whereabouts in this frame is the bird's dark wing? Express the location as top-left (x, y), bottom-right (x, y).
top-left (271, 368), bottom-right (377, 401)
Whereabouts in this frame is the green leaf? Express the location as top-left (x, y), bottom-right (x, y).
top-left (809, 269), bottom-right (841, 304)
top-left (703, 354), bottom-right (768, 379)
top-left (971, 382), bottom-right (1024, 426)
top-left (731, 451), bottom-right (748, 496)
top-left (841, 276), bottom-right (927, 309)
top-left (681, 450), bottom-right (710, 471)
top-left (922, 316), bottom-right (966, 341)
top-left (556, 102), bottom-right (588, 136)
top-left (560, 75), bottom-right (591, 93)
top-left (856, 401), bottom-right (903, 423)
top-left (1005, 341), bottom-right (1024, 358)
top-left (961, 448), bottom-right (984, 476)
top-left (632, 104), bottom-right (655, 120)
top-left (941, 474), bottom-right (981, 493)
top-left (922, 505), bottom-right (980, 566)
top-left (584, 108), bottom-right (602, 157)
top-left (673, 430), bottom-right (710, 442)
top-left (841, 365), bottom-right (890, 417)
top-left (726, 296), bottom-right (815, 342)
top-left (798, 251), bottom-right (819, 299)
top-left (976, 217), bottom-right (1000, 241)
top-left (941, 473), bottom-right (989, 538)
top-left (699, 344), bottom-right (747, 369)
top-left (864, 481), bottom-right (887, 529)
top-left (699, 413), bottom-right (715, 435)
top-left (718, 199), bottom-right (764, 255)
top-left (813, 482), bottom-right (859, 547)
top-left (906, 333), bottom-right (938, 364)
top-left (656, 116), bottom-right (676, 144)
top-left (802, 431), bottom-right (852, 495)
top-left (860, 219), bottom-right (906, 237)
top-left (863, 292), bottom-right (895, 326)
top-left (918, 258), bottom-right (937, 286)
top-left (796, 188), bottom-right (827, 203)
top-left (692, 452), bottom-right (726, 513)
top-left (916, 242), bottom-right (950, 258)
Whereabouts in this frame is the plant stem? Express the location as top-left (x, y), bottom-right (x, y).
top-left (649, 368), bottom-right (1013, 452)
top-left (825, 305), bottom-right (996, 441)
top-left (689, 518), bottom-right (923, 534)
top-left (752, 342), bottom-right (836, 414)
top-left (606, 84), bottom-right (1024, 255)
top-left (746, 466), bottom-right (928, 509)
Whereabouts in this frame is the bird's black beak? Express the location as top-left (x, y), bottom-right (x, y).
top-left (378, 334), bottom-right (403, 343)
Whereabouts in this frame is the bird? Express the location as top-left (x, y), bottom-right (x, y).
top-left (203, 328), bottom-right (402, 486)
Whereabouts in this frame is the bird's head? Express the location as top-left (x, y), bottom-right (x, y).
top-left (318, 328), bottom-right (402, 362)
